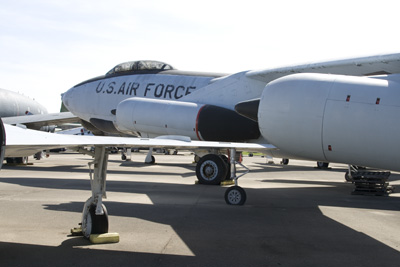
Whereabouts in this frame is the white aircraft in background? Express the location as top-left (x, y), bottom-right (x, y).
top-left (0, 87), bottom-right (48, 117)
top-left (0, 87), bottom-right (77, 131)
top-left (2, 52), bottom-right (400, 240)
top-left (0, 88), bottom-right (78, 163)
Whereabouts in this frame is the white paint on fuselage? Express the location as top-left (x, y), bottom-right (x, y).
top-left (63, 73), bottom-right (215, 123)
top-left (259, 73), bottom-right (400, 171)
top-left (63, 70), bottom-right (269, 124)
top-left (182, 71), bottom-right (267, 109)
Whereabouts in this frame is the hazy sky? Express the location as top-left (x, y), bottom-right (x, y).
top-left (1, 0), bottom-right (399, 112)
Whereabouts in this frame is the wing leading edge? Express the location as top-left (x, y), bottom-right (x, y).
top-left (3, 121), bottom-right (275, 158)
top-left (246, 53), bottom-right (400, 83)
top-left (2, 112), bottom-right (79, 129)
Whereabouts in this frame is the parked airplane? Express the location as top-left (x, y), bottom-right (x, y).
top-left (2, 53), bottom-right (400, 240)
top-left (0, 88), bottom-right (79, 163)
top-left (62, 53), bottom-right (400, 184)
top-left (0, 87), bottom-right (48, 117)
top-left (0, 88), bottom-right (49, 163)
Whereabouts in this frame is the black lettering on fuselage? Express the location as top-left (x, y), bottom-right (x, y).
top-left (93, 79), bottom-right (197, 99)
top-left (129, 82), bottom-right (139, 96)
top-left (144, 83), bottom-right (155, 97)
top-left (174, 86), bottom-right (185, 99)
top-left (154, 84), bottom-right (164, 98)
top-left (117, 82), bottom-right (126, 94)
top-left (186, 86), bottom-right (196, 96)
top-left (106, 82), bottom-right (116, 94)
top-left (96, 82), bottom-right (105, 93)
top-left (164, 85), bottom-right (174, 99)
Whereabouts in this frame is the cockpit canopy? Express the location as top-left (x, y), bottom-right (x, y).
top-left (106, 60), bottom-right (175, 76)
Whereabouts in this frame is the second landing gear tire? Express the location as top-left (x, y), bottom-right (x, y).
top-left (317, 162), bottom-right (329, 168)
top-left (6, 157), bottom-right (28, 164)
top-left (344, 171), bottom-right (353, 182)
top-left (225, 186), bottom-right (246, 205)
top-left (82, 204), bottom-right (109, 239)
top-left (219, 155), bottom-right (232, 181)
top-left (196, 154), bottom-right (228, 185)
top-left (145, 156), bottom-right (156, 164)
top-left (281, 158), bottom-right (289, 165)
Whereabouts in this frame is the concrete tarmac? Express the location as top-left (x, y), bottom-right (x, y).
top-left (0, 151), bottom-right (400, 266)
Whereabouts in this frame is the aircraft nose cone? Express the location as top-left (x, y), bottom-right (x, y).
top-left (62, 87), bottom-right (75, 111)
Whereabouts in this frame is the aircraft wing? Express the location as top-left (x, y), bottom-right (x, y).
top-left (2, 112), bottom-right (80, 129)
top-left (3, 122), bottom-right (275, 158)
top-left (246, 53), bottom-right (400, 83)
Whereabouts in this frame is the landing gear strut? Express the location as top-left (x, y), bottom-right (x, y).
top-left (145, 149), bottom-right (155, 164)
top-left (79, 145), bottom-right (110, 238)
top-left (196, 149), bottom-right (249, 205)
top-left (224, 148), bottom-right (248, 205)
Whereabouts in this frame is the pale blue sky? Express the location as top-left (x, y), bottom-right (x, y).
top-left (1, 0), bottom-right (399, 112)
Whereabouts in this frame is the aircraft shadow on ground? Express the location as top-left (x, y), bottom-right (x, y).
top-left (249, 161), bottom-right (400, 182)
top-left (2, 171), bottom-right (400, 265)
top-left (0, 240), bottom-right (194, 267)
top-left (2, 158), bottom-right (197, 177)
top-left (34, 187), bottom-right (400, 266)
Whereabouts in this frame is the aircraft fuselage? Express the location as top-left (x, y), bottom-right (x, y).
top-left (0, 88), bottom-right (48, 117)
top-left (63, 61), bottom-right (265, 141)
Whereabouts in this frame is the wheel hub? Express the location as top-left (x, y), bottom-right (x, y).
top-left (201, 161), bottom-right (218, 180)
top-left (227, 189), bottom-right (241, 204)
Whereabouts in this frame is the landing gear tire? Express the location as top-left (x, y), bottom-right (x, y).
top-left (281, 158), bottom-right (289, 165)
top-left (196, 154), bottom-right (227, 185)
top-left (344, 171), bottom-right (353, 182)
top-left (82, 204), bottom-right (109, 239)
top-left (317, 162), bottom-right (329, 168)
top-left (145, 156), bottom-right (155, 164)
top-left (220, 155), bottom-right (231, 181)
top-left (6, 157), bottom-right (28, 164)
top-left (225, 186), bottom-right (246, 205)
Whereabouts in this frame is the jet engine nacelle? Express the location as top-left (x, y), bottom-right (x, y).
top-left (115, 97), bottom-right (260, 141)
top-left (0, 118), bottom-right (5, 170)
top-left (258, 73), bottom-right (400, 171)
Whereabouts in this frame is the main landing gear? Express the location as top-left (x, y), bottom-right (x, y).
top-left (196, 148), bottom-right (249, 205)
top-left (76, 146), bottom-right (248, 241)
top-left (77, 146), bottom-right (111, 239)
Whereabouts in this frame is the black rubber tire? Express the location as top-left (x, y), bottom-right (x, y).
top-left (281, 158), bottom-right (289, 165)
top-left (317, 162), bottom-right (329, 168)
top-left (86, 204), bottom-right (109, 237)
top-left (6, 157), bottom-right (28, 164)
top-left (219, 155), bottom-right (232, 181)
top-left (344, 171), bottom-right (353, 182)
top-left (145, 156), bottom-right (156, 164)
top-left (225, 186), bottom-right (247, 205)
top-left (196, 154), bottom-right (227, 185)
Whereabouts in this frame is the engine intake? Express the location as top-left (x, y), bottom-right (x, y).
top-left (197, 105), bottom-right (260, 141)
